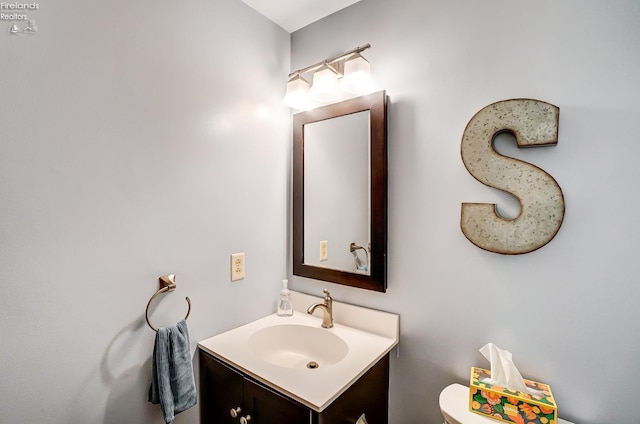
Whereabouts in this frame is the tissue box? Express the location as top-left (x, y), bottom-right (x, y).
top-left (469, 367), bottom-right (557, 424)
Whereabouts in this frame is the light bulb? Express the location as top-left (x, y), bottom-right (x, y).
top-left (340, 53), bottom-right (373, 95)
top-left (309, 65), bottom-right (341, 103)
top-left (283, 74), bottom-right (312, 110)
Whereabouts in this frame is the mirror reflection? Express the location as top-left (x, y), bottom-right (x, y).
top-left (303, 111), bottom-right (371, 274)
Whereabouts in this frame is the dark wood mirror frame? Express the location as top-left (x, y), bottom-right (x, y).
top-left (293, 91), bottom-right (387, 292)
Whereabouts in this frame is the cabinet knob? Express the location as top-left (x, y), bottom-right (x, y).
top-left (230, 407), bottom-right (241, 418)
top-left (240, 415), bottom-right (252, 424)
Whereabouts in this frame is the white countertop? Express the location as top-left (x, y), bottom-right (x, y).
top-left (198, 291), bottom-right (399, 412)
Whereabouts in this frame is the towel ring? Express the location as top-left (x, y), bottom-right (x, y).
top-left (146, 274), bottom-right (191, 332)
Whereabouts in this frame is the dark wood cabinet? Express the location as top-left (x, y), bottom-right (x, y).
top-left (199, 349), bottom-right (389, 424)
top-left (199, 349), bottom-right (309, 424)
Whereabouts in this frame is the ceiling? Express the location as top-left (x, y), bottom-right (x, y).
top-left (241, 0), bottom-right (362, 33)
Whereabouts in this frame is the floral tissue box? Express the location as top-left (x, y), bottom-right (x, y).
top-left (469, 367), bottom-right (557, 424)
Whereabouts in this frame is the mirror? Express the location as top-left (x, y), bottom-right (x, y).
top-left (303, 110), bottom-right (370, 272)
top-left (293, 91), bottom-right (387, 292)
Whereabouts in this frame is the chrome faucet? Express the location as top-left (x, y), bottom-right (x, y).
top-left (306, 289), bottom-right (333, 328)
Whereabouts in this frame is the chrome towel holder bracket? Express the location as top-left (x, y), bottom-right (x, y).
top-left (145, 274), bottom-right (191, 332)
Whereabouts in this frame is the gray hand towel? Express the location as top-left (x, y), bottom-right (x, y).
top-left (149, 319), bottom-right (197, 424)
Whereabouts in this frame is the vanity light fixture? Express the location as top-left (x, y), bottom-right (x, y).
top-left (283, 44), bottom-right (373, 110)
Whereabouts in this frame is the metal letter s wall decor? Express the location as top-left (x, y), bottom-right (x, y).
top-left (460, 99), bottom-right (565, 254)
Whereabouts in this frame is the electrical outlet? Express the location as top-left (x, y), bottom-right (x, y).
top-left (231, 252), bottom-right (245, 281)
top-left (320, 240), bottom-right (328, 261)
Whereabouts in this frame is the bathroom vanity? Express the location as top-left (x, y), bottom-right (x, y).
top-left (198, 291), bottom-right (399, 424)
top-left (199, 349), bottom-right (389, 423)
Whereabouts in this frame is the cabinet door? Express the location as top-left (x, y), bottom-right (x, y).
top-left (317, 354), bottom-right (389, 424)
top-left (199, 350), bottom-right (244, 424)
top-left (244, 377), bottom-right (310, 424)
top-left (200, 349), bottom-right (310, 424)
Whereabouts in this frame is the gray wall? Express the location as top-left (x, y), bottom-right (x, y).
top-left (290, 1), bottom-right (640, 423)
top-left (0, 0), bottom-right (290, 423)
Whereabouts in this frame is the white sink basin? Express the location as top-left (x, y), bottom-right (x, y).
top-left (248, 324), bottom-right (349, 369)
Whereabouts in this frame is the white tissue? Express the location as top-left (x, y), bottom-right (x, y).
top-left (479, 343), bottom-right (541, 395)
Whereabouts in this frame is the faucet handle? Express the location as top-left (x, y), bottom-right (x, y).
top-left (323, 288), bottom-right (331, 298)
